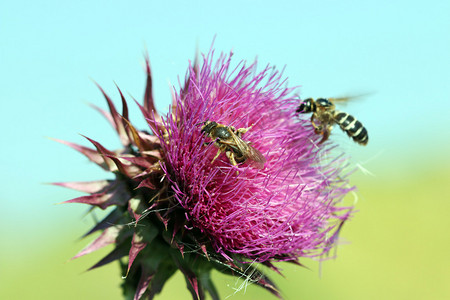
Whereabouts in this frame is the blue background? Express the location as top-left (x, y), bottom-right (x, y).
top-left (1, 1), bottom-right (449, 299)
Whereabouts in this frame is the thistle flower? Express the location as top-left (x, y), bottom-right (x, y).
top-left (54, 47), bottom-right (354, 300)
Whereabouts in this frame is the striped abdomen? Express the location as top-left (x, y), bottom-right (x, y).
top-left (334, 111), bottom-right (368, 145)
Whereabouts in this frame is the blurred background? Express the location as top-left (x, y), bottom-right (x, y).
top-left (1, 0), bottom-right (449, 299)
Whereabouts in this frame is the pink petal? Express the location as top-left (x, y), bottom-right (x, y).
top-left (51, 180), bottom-right (110, 193)
top-left (50, 137), bottom-right (109, 170)
top-left (72, 226), bottom-right (123, 259)
top-left (134, 268), bottom-right (155, 300)
top-left (122, 156), bottom-right (155, 169)
top-left (89, 244), bottom-right (129, 270)
top-left (143, 54), bottom-right (159, 122)
top-left (93, 81), bottom-right (129, 145)
top-left (172, 255), bottom-right (202, 300)
top-left (62, 181), bottom-right (130, 209)
top-left (88, 103), bottom-right (115, 131)
top-left (125, 232), bottom-right (147, 277)
top-left (136, 177), bottom-right (156, 190)
top-left (82, 208), bottom-right (123, 237)
top-left (82, 135), bottom-right (138, 177)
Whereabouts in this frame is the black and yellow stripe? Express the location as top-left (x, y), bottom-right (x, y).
top-left (334, 111), bottom-right (368, 145)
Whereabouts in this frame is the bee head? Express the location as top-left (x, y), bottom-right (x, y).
top-left (296, 98), bottom-right (313, 113)
top-left (200, 120), bottom-right (217, 134)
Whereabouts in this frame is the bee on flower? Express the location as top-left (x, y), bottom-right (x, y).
top-left (199, 120), bottom-right (266, 169)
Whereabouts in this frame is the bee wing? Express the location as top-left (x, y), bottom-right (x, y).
top-left (245, 144), bottom-right (267, 169)
top-left (231, 133), bottom-right (266, 169)
top-left (329, 93), bottom-right (374, 104)
top-left (329, 96), bottom-right (353, 103)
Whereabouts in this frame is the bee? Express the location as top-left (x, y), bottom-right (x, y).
top-left (199, 121), bottom-right (266, 169)
top-left (296, 97), bottom-right (368, 145)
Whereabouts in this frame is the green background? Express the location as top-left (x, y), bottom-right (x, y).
top-left (2, 160), bottom-right (449, 299)
top-left (1, 0), bottom-right (449, 299)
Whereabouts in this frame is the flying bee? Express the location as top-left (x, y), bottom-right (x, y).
top-left (296, 97), bottom-right (368, 145)
top-left (199, 121), bottom-right (266, 169)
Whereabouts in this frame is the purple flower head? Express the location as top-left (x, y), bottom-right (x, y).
top-left (54, 45), bottom-right (354, 300)
top-left (157, 50), bottom-right (353, 262)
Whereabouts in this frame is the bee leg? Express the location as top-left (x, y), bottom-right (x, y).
top-left (311, 115), bottom-right (327, 136)
top-left (226, 151), bottom-right (240, 175)
top-left (318, 127), bottom-right (331, 144)
top-left (210, 144), bottom-right (227, 164)
top-left (310, 115), bottom-right (322, 133)
top-left (225, 151), bottom-right (238, 166)
top-left (314, 127), bottom-right (323, 135)
top-left (211, 148), bottom-right (222, 164)
top-left (236, 124), bottom-right (254, 137)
